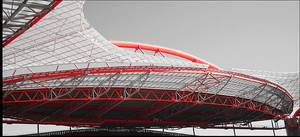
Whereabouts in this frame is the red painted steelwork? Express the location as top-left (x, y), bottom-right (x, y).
top-left (112, 41), bottom-right (221, 70)
top-left (3, 66), bottom-right (293, 99)
top-left (2, 0), bottom-right (63, 47)
top-left (293, 108), bottom-right (300, 118)
top-left (3, 87), bottom-right (281, 117)
top-left (3, 89), bottom-right (277, 128)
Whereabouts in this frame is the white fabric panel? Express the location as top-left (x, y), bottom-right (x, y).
top-left (3, 1), bottom-right (205, 72)
top-left (232, 68), bottom-right (300, 109)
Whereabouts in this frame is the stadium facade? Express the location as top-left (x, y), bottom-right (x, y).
top-left (2, 0), bottom-right (299, 136)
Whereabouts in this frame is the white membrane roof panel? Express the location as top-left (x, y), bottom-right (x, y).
top-left (3, 1), bottom-right (206, 72)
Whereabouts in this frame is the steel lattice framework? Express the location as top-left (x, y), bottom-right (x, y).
top-left (2, 0), bottom-right (297, 129)
top-left (232, 69), bottom-right (299, 109)
top-left (232, 69), bottom-right (300, 119)
top-left (2, 0), bottom-right (62, 47)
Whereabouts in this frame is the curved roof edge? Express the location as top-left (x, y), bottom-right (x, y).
top-left (112, 41), bottom-right (221, 70)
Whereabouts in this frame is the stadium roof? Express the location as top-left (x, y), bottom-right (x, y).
top-left (2, 0), bottom-right (299, 129)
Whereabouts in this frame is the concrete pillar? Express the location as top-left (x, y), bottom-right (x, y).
top-left (233, 124), bottom-right (236, 136)
top-left (37, 124), bottom-right (40, 136)
top-left (192, 126), bottom-right (195, 136)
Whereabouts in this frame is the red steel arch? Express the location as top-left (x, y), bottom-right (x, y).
top-left (112, 41), bottom-right (221, 70)
top-left (293, 108), bottom-right (300, 118)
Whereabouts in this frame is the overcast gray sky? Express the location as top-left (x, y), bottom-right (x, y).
top-left (3, 0), bottom-right (299, 136)
top-left (84, 1), bottom-right (299, 72)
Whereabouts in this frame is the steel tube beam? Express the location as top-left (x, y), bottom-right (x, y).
top-left (112, 41), bottom-right (221, 70)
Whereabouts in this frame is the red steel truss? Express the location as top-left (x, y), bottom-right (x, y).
top-left (2, 66), bottom-right (293, 99)
top-left (3, 66), bottom-right (293, 128)
top-left (2, 87), bottom-right (281, 127)
top-left (3, 87), bottom-right (281, 114)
